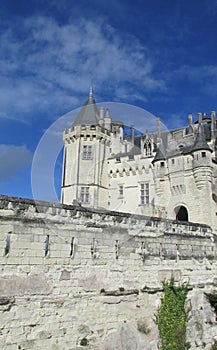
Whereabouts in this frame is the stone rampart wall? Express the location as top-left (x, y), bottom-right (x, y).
top-left (0, 195), bottom-right (217, 350)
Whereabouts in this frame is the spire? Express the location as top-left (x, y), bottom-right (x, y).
top-left (191, 124), bottom-right (212, 152)
top-left (89, 85), bottom-right (93, 97)
top-left (157, 117), bottom-right (161, 140)
top-left (88, 85), bottom-right (94, 103)
top-left (72, 87), bottom-right (100, 126)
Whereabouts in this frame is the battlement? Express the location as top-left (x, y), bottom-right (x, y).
top-left (63, 124), bottom-right (111, 140)
top-left (0, 195), bottom-right (215, 263)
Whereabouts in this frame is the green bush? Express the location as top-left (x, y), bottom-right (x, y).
top-left (80, 337), bottom-right (88, 346)
top-left (155, 278), bottom-right (190, 350)
top-left (211, 340), bottom-right (217, 350)
top-left (205, 292), bottom-right (217, 311)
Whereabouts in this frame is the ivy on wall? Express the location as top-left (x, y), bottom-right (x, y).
top-left (205, 292), bottom-right (217, 321)
top-left (155, 278), bottom-right (190, 350)
top-left (210, 340), bottom-right (217, 350)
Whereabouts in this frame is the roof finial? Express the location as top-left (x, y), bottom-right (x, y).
top-left (89, 85), bottom-right (93, 97)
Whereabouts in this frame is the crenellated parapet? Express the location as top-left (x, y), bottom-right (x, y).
top-left (0, 195), bottom-right (215, 262)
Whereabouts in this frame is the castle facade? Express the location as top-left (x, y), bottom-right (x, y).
top-left (61, 88), bottom-right (217, 233)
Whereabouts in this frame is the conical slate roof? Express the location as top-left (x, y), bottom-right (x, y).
top-left (73, 87), bottom-right (100, 126)
top-left (152, 140), bottom-right (166, 163)
top-left (191, 124), bottom-right (212, 152)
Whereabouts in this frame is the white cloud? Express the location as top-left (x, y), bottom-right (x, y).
top-left (0, 145), bottom-right (32, 179)
top-left (0, 15), bottom-right (165, 122)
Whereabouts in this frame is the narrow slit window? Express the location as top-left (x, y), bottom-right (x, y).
top-left (145, 183), bottom-right (150, 204)
top-left (5, 232), bottom-right (11, 255)
top-left (141, 183), bottom-right (145, 205)
top-left (115, 240), bottom-right (119, 259)
top-left (70, 237), bottom-right (74, 257)
top-left (45, 235), bottom-right (49, 256)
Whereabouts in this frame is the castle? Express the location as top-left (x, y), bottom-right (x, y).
top-left (61, 88), bottom-right (217, 233)
top-left (1, 90), bottom-right (217, 349)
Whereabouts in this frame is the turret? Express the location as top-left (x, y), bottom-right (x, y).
top-left (152, 140), bottom-right (167, 196)
top-left (191, 123), bottom-right (212, 189)
top-left (152, 141), bottom-right (166, 166)
top-left (61, 88), bottom-right (110, 208)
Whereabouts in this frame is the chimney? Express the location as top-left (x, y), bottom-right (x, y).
top-left (100, 107), bottom-right (104, 119)
top-left (197, 112), bottom-right (202, 124)
top-left (188, 113), bottom-right (193, 126)
top-left (130, 125), bottom-right (134, 144)
top-left (211, 111), bottom-right (216, 141)
top-left (157, 117), bottom-right (161, 144)
top-left (99, 107), bottom-right (104, 127)
top-left (104, 108), bottom-right (111, 131)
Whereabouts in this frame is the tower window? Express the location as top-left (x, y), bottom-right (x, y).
top-left (202, 152), bottom-right (206, 158)
top-left (82, 145), bottom-right (92, 160)
top-left (140, 183), bottom-right (149, 205)
top-left (80, 187), bottom-right (89, 204)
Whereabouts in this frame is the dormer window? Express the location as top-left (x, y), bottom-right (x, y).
top-left (144, 139), bottom-right (152, 156)
top-left (82, 145), bottom-right (92, 160)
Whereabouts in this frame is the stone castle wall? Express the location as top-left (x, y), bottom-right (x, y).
top-left (0, 195), bottom-right (217, 350)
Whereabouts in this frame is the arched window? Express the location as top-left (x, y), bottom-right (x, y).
top-left (175, 206), bottom-right (188, 221)
top-left (144, 139), bottom-right (152, 156)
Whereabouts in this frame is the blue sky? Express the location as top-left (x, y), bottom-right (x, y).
top-left (1, 0), bottom-right (217, 200)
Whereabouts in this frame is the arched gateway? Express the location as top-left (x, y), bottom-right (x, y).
top-left (175, 205), bottom-right (189, 221)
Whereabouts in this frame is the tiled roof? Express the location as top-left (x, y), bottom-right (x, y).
top-left (72, 87), bottom-right (100, 126)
